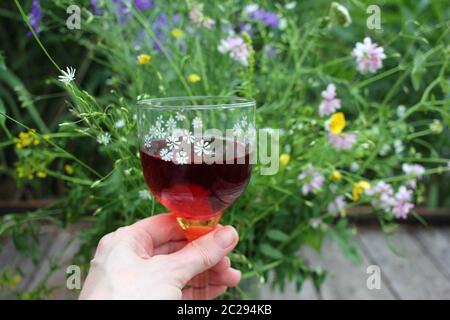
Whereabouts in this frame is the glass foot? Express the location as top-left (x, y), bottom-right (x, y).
top-left (176, 215), bottom-right (222, 241)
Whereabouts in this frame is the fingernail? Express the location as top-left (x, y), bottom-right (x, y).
top-left (214, 226), bottom-right (236, 248)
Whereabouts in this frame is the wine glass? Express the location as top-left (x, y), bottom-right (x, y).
top-left (137, 96), bottom-right (255, 298)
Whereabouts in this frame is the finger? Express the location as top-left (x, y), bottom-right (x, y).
top-left (210, 256), bottom-right (230, 273)
top-left (182, 285), bottom-right (227, 300)
top-left (168, 226), bottom-right (239, 285)
top-left (153, 240), bottom-right (187, 255)
top-left (188, 268), bottom-right (241, 288)
top-left (129, 214), bottom-right (186, 247)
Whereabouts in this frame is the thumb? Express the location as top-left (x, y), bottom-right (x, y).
top-left (170, 226), bottom-right (239, 284)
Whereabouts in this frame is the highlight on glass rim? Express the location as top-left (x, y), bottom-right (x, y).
top-left (0, 0), bottom-right (449, 302)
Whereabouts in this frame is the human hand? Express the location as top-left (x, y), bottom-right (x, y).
top-left (79, 213), bottom-right (240, 300)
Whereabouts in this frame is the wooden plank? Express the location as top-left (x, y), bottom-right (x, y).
top-left (358, 226), bottom-right (450, 299)
top-left (412, 226), bottom-right (450, 280)
top-left (301, 240), bottom-right (395, 300)
top-left (259, 276), bottom-right (319, 300)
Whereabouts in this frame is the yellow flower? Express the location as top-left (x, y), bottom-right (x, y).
top-left (16, 166), bottom-right (24, 178)
top-left (187, 73), bottom-right (201, 83)
top-left (37, 171), bottom-right (47, 178)
top-left (15, 130), bottom-right (40, 149)
top-left (64, 164), bottom-right (74, 175)
top-left (352, 180), bottom-right (371, 201)
top-left (329, 112), bottom-right (346, 134)
top-left (137, 54), bottom-right (151, 65)
top-left (171, 28), bottom-right (184, 39)
top-left (9, 275), bottom-right (22, 288)
top-left (279, 153), bottom-right (291, 166)
top-left (43, 134), bottom-right (50, 141)
top-left (330, 170), bottom-right (342, 181)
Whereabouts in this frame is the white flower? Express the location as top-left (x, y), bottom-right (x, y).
top-left (139, 189), bottom-right (152, 200)
top-left (278, 17), bottom-right (287, 30)
top-left (193, 117), bottom-right (203, 129)
top-left (97, 132), bottom-right (111, 145)
top-left (115, 119), bottom-right (125, 128)
top-left (394, 139), bottom-right (404, 154)
top-left (397, 105), bottom-right (406, 117)
top-left (349, 162), bottom-right (359, 172)
top-left (331, 2), bottom-right (352, 27)
top-left (58, 66), bottom-right (76, 84)
top-left (166, 135), bottom-right (181, 150)
top-left (160, 148), bottom-right (173, 161)
top-left (244, 4), bottom-right (259, 15)
top-left (194, 139), bottom-right (211, 156)
top-left (402, 163), bottom-right (425, 179)
top-left (143, 134), bottom-right (152, 149)
top-left (285, 2), bottom-right (296, 10)
top-left (182, 130), bottom-right (196, 144)
top-left (309, 218), bottom-right (322, 229)
top-left (166, 117), bottom-right (177, 131)
top-left (175, 112), bottom-right (186, 121)
top-left (175, 150), bottom-right (188, 164)
top-left (233, 123), bottom-right (243, 136)
top-left (378, 144), bottom-right (391, 156)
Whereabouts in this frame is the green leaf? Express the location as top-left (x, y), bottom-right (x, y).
top-left (411, 52), bottom-right (426, 91)
top-left (267, 229), bottom-right (289, 242)
top-left (259, 243), bottom-right (283, 260)
top-left (0, 98), bottom-right (6, 127)
top-left (301, 229), bottom-right (324, 252)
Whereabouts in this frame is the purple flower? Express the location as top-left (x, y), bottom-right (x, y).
top-left (218, 36), bottom-right (251, 66)
top-left (352, 37), bottom-right (386, 74)
top-left (27, 0), bottom-right (42, 37)
top-left (90, 0), bottom-right (102, 15)
top-left (402, 163), bottom-right (425, 179)
top-left (327, 195), bottom-right (347, 216)
top-left (392, 186), bottom-right (414, 219)
top-left (135, 0), bottom-right (154, 11)
top-left (327, 133), bottom-right (357, 150)
top-left (245, 4), bottom-right (279, 29)
top-left (263, 44), bottom-right (277, 58)
top-left (298, 166), bottom-right (325, 195)
top-left (319, 84), bottom-right (341, 117)
top-left (113, 0), bottom-right (130, 25)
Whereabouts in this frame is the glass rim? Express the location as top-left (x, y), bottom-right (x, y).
top-left (136, 96), bottom-right (255, 110)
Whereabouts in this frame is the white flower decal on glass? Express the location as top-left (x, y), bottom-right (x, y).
top-left (144, 134), bottom-right (152, 149)
top-left (233, 123), bottom-right (243, 136)
top-left (194, 139), bottom-right (211, 156)
top-left (182, 130), bottom-right (196, 144)
top-left (160, 148), bottom-right (173, 161)
top-left (193, 117), bottom-right (203, 129)
top-left (166, 117), bottom-right (177, 131)
top-left (175, 150), bottom-right (188, 164)
top-left (166, 135), bottom-right (181, 150)
top-left (240, 116), bottom-right (248, 128)
top-left (175, 112), bottom-right (186, 121)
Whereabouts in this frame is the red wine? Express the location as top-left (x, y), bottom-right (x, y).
top-left (140, 139), bottom-right (252, 223)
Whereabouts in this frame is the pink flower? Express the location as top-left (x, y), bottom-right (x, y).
top-left (351, 37), bottom-right (386, 74)
top-left (319, 84), bottom-right (341, 117)
top-left (218, 36), bottom-right (250, 66)
top-left (189, 4), bottom-right (203, 27)
top-left (298, 166), bottom-right (325, 195)
top-left (327, 195), bottom-right (347, 216)
top-left (327, 133), bottom-right (357, 150)
top-left (391, 186), bottom-right (414, 219)
top-left (402, 163), bottom-right (425, 179)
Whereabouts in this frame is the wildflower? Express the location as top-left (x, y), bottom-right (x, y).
top-left (402, 163), bottom-right (425, 178)
top-left (64, 164), bottom-right (74, 175)
top-left (245, 4), bottom-right (279, 29)
top-left (327, 133), bottom-right (357, 150)
top-left (187, 74), bottom-right (201, 83)
top-left (349, 162), bottom-right (359, 172)
top-left (202, 17), bottom-right (215, 29)
top-left (319, 84), bottom-right (341, 117)
top-left (298, 166), bottom-right (325, 195)
top-left (97, 132), bottom-right (111, 145)
top-left (139, 189), bottom-right (152, 200)
top-left (285, 2), bottom-right (296, 10)
top-left (9, 274), bottom-right (22, 288)
top-left (58, 67), bottom-right (76, 84)
top-left (396, 105), bottom-right (406, 117)
top-left (218, 35), bottom-right (251, 66)
top-left (189, 4), bottom-right (204, 27)
top-left (352, 37), bottom-right (386, 74)
top-left (114, 119), bottom-right (126, 129)
top-left (90, 0), bottom-right (102, 15)
top-left (327, 195), bottom-right (347, 216)
top-left (37, 171), bottom-right (47, 178)
top-left (392, 186), bottom-right (414, 219)
top-left (171, 28), bottom-right (184, 39)
top-left (137, 54), bottom-right (151, 65)
top-left (330, 170), bottom-right (342, 181)
top-left (378, 143), bottom-right (391, 156)
top-left (328, 112), bottom-right (346, 134)
top-left (14, 130), bottom-right (40, 149)
top-left (28, 0), bottom-right (42, 36)
top-left (394, 139), bottom-right (404, 154)
top-left (263, 45), bottom-right (276, 58)
top-left (352, 181), bottom-right (371, 201)
top-left (429, 119), bottom-right (443, 134)
top-left (279, 153), bottom-right (291, 166)
top-left (365, 180), bottom-right (394, 197)
top-left (330, 2), bottom-right (352, 27)
top-left (134, 0), bottom-right (154, 11)
top-left (309, 218), bottom-right (322, 229)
